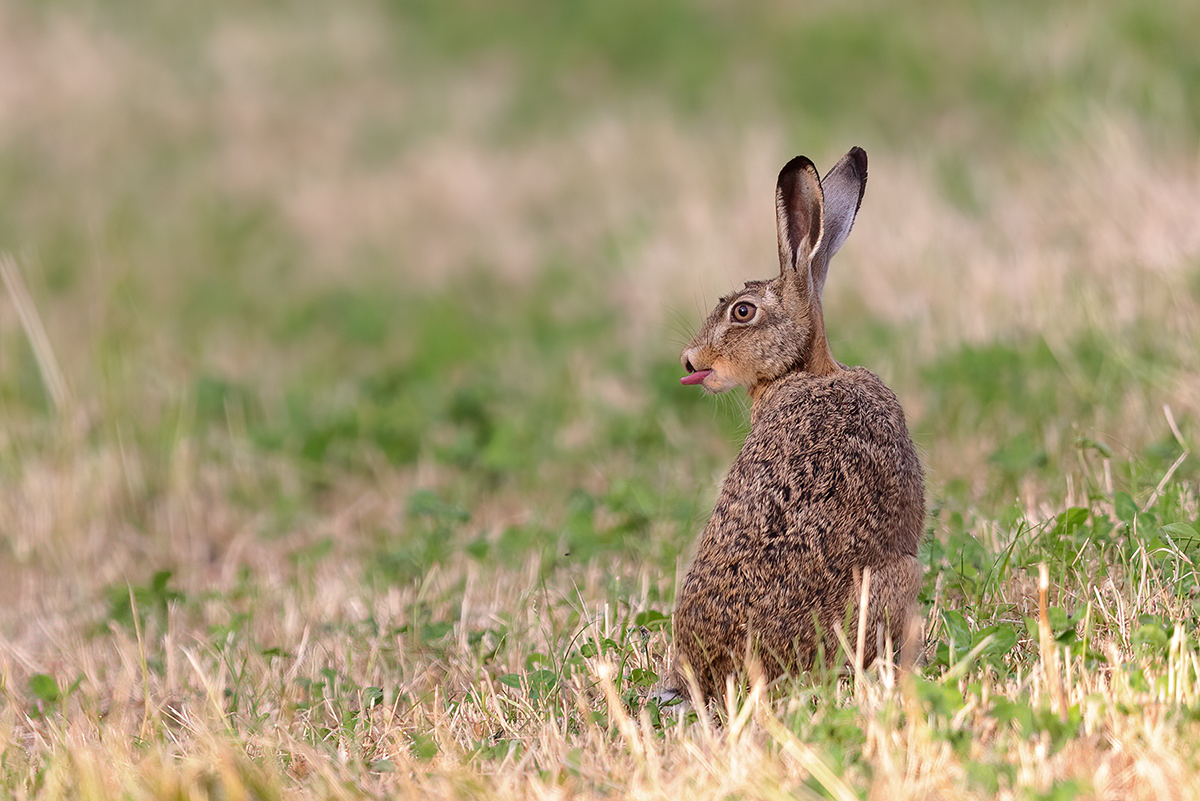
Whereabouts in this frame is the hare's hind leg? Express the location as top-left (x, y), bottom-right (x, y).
top-left (854, 556), bottom-right (923, 669)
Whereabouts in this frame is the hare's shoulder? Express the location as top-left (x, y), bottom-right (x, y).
top-left (751, 366), bottom-right (906, 443)
top-left (718, 367), bottom-right (895, 498)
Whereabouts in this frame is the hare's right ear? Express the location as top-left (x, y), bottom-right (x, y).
top-left (810, 146), bottom-right (867, 295)
top-left (775, 156), bottom-right (824, 280)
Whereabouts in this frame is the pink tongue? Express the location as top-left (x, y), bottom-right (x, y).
top-left (680, 369), bottom-right (712, 386)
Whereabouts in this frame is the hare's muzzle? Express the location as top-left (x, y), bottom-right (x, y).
top-left (680, 369), bottom-right (713, 386)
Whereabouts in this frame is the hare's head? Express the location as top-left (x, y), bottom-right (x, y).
top-left (681, 147), bottom-right (867, 397)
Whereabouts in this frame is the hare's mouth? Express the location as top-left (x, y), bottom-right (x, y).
top-left (680, 368), bottom-right (713, 386)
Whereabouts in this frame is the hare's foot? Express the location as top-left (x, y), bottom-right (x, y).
top-left (647, 687), bottom-right (691, 717)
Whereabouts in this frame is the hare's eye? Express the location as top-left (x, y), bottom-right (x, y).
top-left (731, 301), bottom-right (757, 323)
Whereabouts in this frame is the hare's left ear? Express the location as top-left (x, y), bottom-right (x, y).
top-left (775, 156), bottom-right (824, 279)
top-left (810, 146), bottom-right (867, 295)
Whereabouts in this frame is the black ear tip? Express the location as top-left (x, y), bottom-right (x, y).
top-left (778, 155), bottom-right (817, 183)
top-left (847, 146), bottom-right (868, 176)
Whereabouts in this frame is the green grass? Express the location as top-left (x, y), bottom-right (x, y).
top-left (385, 0), bottom-right (1200, 149)
top-left (3, 0), bottom-right (1200, 798)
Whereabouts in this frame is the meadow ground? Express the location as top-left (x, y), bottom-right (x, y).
top-left (2, 1), bottom-right (1200, 798)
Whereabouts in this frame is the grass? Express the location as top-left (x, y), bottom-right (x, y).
top-left (2, 0), bottom-right (1200, 798)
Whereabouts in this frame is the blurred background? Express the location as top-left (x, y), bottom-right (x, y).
top-left (2, 0), bottom-right (1199, 633)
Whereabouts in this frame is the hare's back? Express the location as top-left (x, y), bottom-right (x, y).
top-left (735, 366), bottom-right (924, 561)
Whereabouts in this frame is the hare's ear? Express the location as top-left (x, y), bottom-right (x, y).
top-left (775, 156), bottom-right (824, 279)
top-left (810, 146), bottom-right (867, 295)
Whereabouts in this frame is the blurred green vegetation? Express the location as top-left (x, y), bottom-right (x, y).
top-left (1, 0), bottom-right (1197, 578)
top-left (387, 0), bottom-right (1200, 149)
top-left (8, 0), bottom-right (1199, 151)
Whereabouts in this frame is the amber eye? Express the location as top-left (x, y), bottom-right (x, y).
top-left (730, 301), bottom-right (757, 323)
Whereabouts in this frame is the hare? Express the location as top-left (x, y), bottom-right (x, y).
top-left (669, 147), bottom-right (924, 703)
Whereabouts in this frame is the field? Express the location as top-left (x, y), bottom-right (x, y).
top-left (2, 0), bottom-right (1200, 798)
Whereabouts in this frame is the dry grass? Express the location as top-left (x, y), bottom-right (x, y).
top-left (6, 510), bottom-right (1200, 801)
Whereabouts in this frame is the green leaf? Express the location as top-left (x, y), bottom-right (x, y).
top-left (1114, 491), bottom-right (1138, 525)
top-left (1047, 606), bottom-right (1071, 632)
top-left (989, 697), bottom-right (1033, 735)
top-left (1051, 507), bottom-right (1089, 537)
top-left (527, 669), bottom-right (557, 692)
top-left (629, 668), bottom-right (659, 687)
top-left (942, 609), bottom-right (971, 646)
top-left (497, 673), bottom-right (523, 688)
top-left (525, 652), bottom-right (552, 670)
top-left (1033, 779), bottom-right (1083, 801)
top-left (965, 761), bottom-right (1000, 794)
top-left (150, 570), bottom-right (173, 596)
top-left (973, 624), bottom-right (1019, 667)
top-left (633, 610), bottom-right (670, 630)
top-left (29, 674), bottom-right (60, 704)
top-left (563, 747), bottom-right (584, 775)
top-left (1133, 623), bottom-right (1170, 654)
top-left (409, 732), bottom-right (439, 761)
top-left (1161, 521), bottom-right (1200, 544)
top-left (911, 676), bottom-right (966, 716)
top-left (1076, 436), bottom-right (1113, 458)
top-left (465, 537), bottom-right (490, 560)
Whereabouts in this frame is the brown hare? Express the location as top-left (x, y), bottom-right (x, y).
top-left (669, 147), bottom-right (925, 703)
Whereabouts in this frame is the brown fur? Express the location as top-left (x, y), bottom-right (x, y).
top-left (672, 148), bottom-right (925, 701)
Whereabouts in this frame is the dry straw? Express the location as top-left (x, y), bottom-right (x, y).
top-left (1, 253), bottom-right (70, 414)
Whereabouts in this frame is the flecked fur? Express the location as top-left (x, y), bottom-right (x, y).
top-left (672, 148), bottom-right (925, 702)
